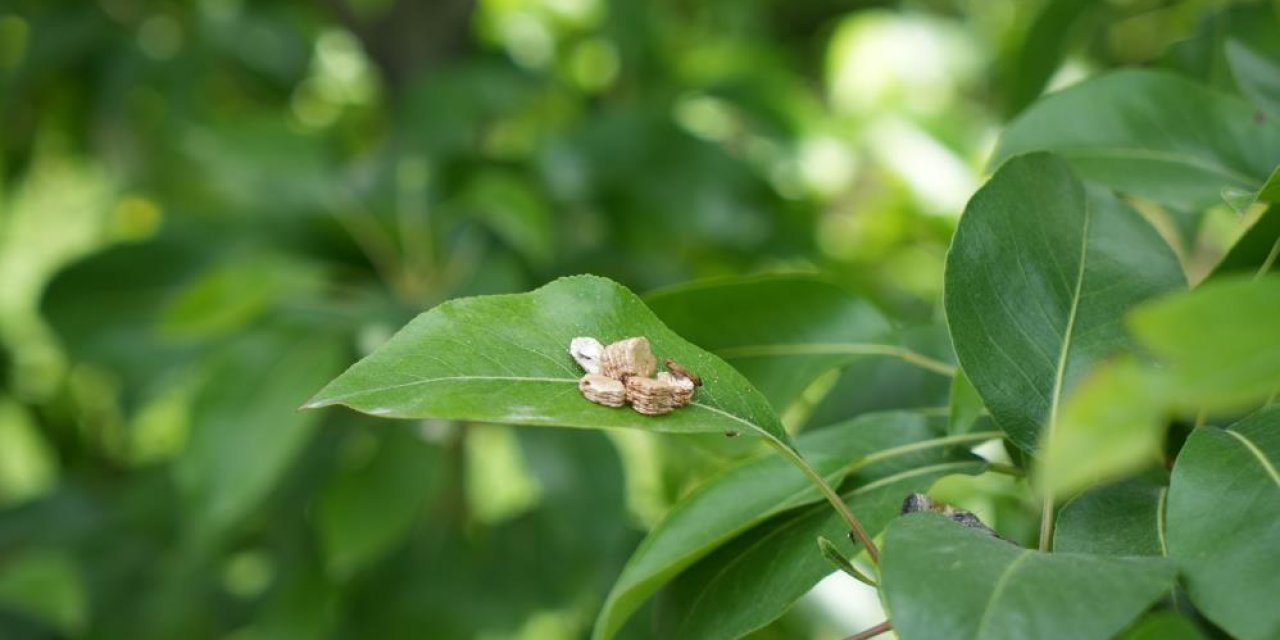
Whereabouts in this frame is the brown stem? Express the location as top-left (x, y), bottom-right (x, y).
top-left (845, 620), bottom-right (893, 640)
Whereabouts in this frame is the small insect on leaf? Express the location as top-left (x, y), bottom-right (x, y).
top-left (900, 492), bottom-right (1005, 540)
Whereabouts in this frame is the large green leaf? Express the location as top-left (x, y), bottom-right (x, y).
top-left (1127, 275), bottom-right (1280, 410)
top-left (306, 275), bottom-right (791, 446)
top-left (882, 514), bottom-right (1176, 640)
top-left (653, 461), bottom-right (987, 640)
top-left (176, 330), bottom-right (344, 536)
top-left (645, 275), bottom-right (910, 413)
top-left (1166, 408), bottom-right (1280, 640)
top-left (992, 70), bottom-right (1280, 209)
top-left (1054, 478), bottom-right (1167, 556)
top-left (594, 412), bottom-right (996, 640)
top-left (945, 153), bottom-right (1185, 451)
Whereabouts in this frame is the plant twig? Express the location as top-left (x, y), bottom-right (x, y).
top-left (767, 440), bottom-right (881, 564)
top-left (845, 620), bottom-right (893, 640)
top-left (1038, 493), bottom-right (1054, 552)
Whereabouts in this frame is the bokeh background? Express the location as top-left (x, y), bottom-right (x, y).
top-left (0, 0), bottom-right (1266, 638)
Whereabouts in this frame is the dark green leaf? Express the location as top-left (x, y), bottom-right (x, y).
top-left (317, 424), bottom-right (446, 578)
top-left (882, 514), bottom-right (1176, 640)
top-left (1118, 612), bottom-right (1205, 640)
top-left (593, 411), bottom-right (995, 640)
top-left (998, 0), bottom-right (1103, 116)
top-left (1054, 478), bottom-right (1167, 556)
top-left (945, 153), bottom-right (1185, 451)
top-left (307, 275), bottom-right (792, 445)
top-left (176, 331), bottom-right (345, 536)
top-left (992, 71), bottom-right (1280, 208)
top-left (646, 275), bottom-right (905, 413)
top-left (1166, 408), bottom-right (1280, 640)
top-left (1210, 205), bottom-right (1280, 278)
top-left (654, 461), bottom-right (987, 640)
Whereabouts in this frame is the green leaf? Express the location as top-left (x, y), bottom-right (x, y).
top-left (0, 549), bottom-right (86, 635)
top-left (992, 70), bottom-right (1280, 209)
top-left (1054, 478), bottom-right (1167, 556)
top-left (1118, 612), bottom-right (1205, 640)
top-left (654, 460), bottom-right (987, 640)
top-left (307, 275), bottom-right (792, 446)
top-left (1038, 357), bottom-right (1165, 498)
top-left (882, 514), bottom-right (1176, 640)
top-left (317, 424), bottom-right (446, 578)
top-left (1258, 166), bottom-right (1280, 204)
top-left (1210, 204), bottom-right (1280, 278)
top-left (645, 275), bottom-right (906, 413)
top-left (1127, 275), bottom-right (1280, 411)
top-left (176, 330), bottom-right (345, 537)
top-left (1227, 39), bottom-right (1280, 119)
top-left (945, 153), bottom-right (1185, 452)
top-left (948, 370), bottom-right (985, 435)
top-left (1166, 408), bottom-right (1280, 640)
top-left (594, 412), bottom-right (995, 640)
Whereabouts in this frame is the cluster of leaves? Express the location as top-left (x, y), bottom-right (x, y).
top-left (0, 0), bottom-right (1277, 639)
top-left (310, 7), bottom-right (1280, 640)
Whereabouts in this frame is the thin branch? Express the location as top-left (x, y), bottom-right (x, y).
top-left (845, 620), bottom-right (893, 640)
top-left (767, 440), bottom-right (881, 564)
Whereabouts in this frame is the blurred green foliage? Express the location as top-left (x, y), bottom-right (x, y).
top-left (0, 0), bottom-right (1272, 637)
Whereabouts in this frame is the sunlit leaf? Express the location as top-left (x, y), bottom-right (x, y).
top-left (307, 275), bottom-right (792, 446)
top-left (1127, 275), bottom-right (1280, 410)
top-left (1038, 357), bottom-right (1165, 498)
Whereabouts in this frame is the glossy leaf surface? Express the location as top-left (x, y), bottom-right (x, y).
top-left (945, 153), bottom-right (1185, 451)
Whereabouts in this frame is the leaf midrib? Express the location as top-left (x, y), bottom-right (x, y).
top-left (972, 550), bottom-right (1034, 639)
top-left (1224, 429), bottom-right (1280, 488)
top-left (1045, 201), bottom-right (1093, 450)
